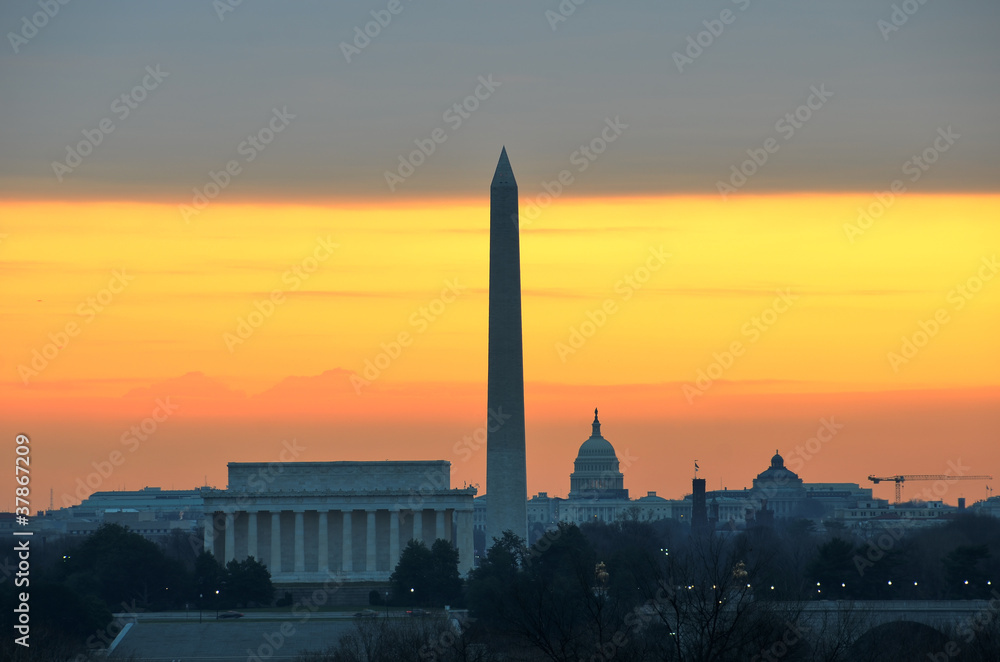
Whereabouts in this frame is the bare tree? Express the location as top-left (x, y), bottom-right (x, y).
top-left (298, 615), bottom-right (503, 662)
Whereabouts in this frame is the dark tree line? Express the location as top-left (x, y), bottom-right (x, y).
top-left (311, 513), bottom-right (1000, 661)
top-left (805, 514), bottom-right (999, 600)
top-left (0, 522), bottom-right (274, 660)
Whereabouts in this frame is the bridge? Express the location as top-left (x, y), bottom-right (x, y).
top-left (781, 599), bottom-right (1000, 652)
top-left (796, 599), bottom-right (998, 629)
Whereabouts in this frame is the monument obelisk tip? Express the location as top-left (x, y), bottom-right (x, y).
top-left (491, 146), bottom-right (517, 189)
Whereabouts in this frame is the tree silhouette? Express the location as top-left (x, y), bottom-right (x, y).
top-left (428, 539), bottom-right (463, 606)
top-left (807, 538), bottom-right (858, 599)
top-left (943, 544), bottom-right (991, 598)
top-left (194, 550), bottom-right (226, 606)
top-left (389, 538), bottom-right (462, 607)
top-left (390, 539), bottom-right (433, 606)
top-left (58, 522), bottom-right (185, 609)
top-left (225, 555), bottom-right (274, 607)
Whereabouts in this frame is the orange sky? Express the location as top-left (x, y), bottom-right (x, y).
top-left (2, 194), bottom-right (998, 511)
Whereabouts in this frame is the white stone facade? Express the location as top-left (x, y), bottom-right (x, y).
top-left (203, 461), bottom-right (475, 583)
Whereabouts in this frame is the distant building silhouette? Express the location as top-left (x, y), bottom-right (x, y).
top-left (751, 450), bottom-right (806, 517)
top-left (692, 478), bottom-right (708, 532)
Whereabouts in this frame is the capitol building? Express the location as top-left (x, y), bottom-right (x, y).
top-left (474, 410), bottom-right (878, 549)
top-left (558, 410), bottom-right (674, 528)
top-left (474, 411), bottom-right (683, 547)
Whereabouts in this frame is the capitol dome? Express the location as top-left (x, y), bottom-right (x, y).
top-left (577, 431), bottom-right (616, 457)
top-left (568, 410), bottom-right (628, 500)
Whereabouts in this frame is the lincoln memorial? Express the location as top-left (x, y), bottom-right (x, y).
top-left (202, 460), bottom-right (476, 583)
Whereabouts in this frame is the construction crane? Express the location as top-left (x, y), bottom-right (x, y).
top-left (867, 474), bottom-right (992, 504)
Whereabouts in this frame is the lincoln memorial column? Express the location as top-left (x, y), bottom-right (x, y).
top-left (318, 510), bottom-right (329, 574)
top-left (225, 512), bottom-right (236, 563)
top-left (247, 511), bottom-right (258, 559)
top-left (389, 510), bottom-right (400, 570)
top-left (366, 510), bottom-right (377, 572)
top-left (412, 509), bottom-right (422, 543)
top-left (435, 509), bottom-right (445, 542)
top-left (270, 512), bottom-right (281, 575)
top-left (203, 512), bottom-right (215, 556)
top-left (457, 509), bottom-right (474, 574)
top-left (294, 510), bottom-right (305, 573)
top-left (342, 509), bottom-right (353, 573)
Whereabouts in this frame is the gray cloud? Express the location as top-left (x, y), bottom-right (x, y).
top-left (1, 0), bottom-right (997, 201)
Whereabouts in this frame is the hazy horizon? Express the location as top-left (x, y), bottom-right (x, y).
top-left (2, 1), bottom-right (998, 512)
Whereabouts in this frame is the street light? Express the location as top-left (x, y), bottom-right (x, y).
top-left (215, 589), bottom-right (220, 620)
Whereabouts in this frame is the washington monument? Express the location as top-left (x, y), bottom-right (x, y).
top-left (486, 147), bottom-right (528, 545)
